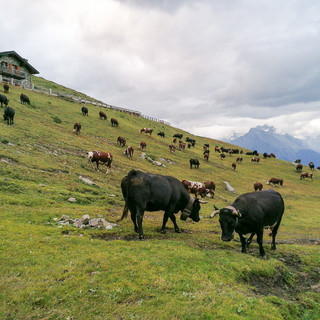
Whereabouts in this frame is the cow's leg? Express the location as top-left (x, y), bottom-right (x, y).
top-left (270, 220), bottom-right (281, 251)
top-left (160, 213), bottom-right (170, 233)
top-left (238, 233), bottom-right (247, 253)
top-left (246, 233), bottom-right (255, 247)
top-left (130, 208), bottom-right (139, 233)
top-left (256, 229), bottom-right (266, 258)
top-left (136, 208), bottom-right (145, 240)
top-left (169, 213), bottom-right (181, 233)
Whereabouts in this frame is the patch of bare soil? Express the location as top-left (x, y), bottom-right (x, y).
top-left (244, 252), bottom-right (320, 300)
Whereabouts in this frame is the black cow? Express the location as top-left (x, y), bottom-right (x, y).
top-left (210, 190), bottom-right (285, 257)
top-left (157, 131), bottom-right (165, 138)
top-left (20, 93), bottom-right (30, 105)
top-left (295, 164), bottom-right (303, 172)
top-left (309, 162), bottom-right (315, 170)
top-left (246, 150), bottom-right (259, 156)
top-left (81, 106), bottom-right (88, 116)
top-left (3, 107), bottom-right (15, 125)
top-left (3, 83), bottom-right (9, 93)
top-left (190, 158), bottom-right (200, 169)
top-left (173, 133), bottom-right (183, 139)
top-left (0, 94), bottom-right (9, 107)
top-left (186, 137), bottom-right (196, 147)
top-left (119, 169), bottom-right (201, 240)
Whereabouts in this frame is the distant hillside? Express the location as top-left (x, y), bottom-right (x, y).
top-left (227, 125), bottom-right (320, 165)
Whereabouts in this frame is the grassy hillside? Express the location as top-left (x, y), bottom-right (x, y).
top-left (0, 77), bottom-right (319, 320)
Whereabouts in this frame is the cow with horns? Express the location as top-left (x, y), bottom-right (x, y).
top-left (119, 170), bottom-right (202, 240)
top-left (86, 151), bottom-right (113, 173)
top-left (210, 189), bottom-right (285, 258)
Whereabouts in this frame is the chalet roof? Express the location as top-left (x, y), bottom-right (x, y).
top-left (0, 50), bottom-right (39, 74)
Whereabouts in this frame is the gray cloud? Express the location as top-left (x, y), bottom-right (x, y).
top-left (2, 0), bottom-right (320, 140)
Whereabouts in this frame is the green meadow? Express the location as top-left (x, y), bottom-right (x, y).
top-left (0, 77), bottom-right (319, 320)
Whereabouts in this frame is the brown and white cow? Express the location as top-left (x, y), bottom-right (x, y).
top-left (138, 141), bottom-right (147, 151)
top-left (236, 157), bottom-right (243, 163)
top-left (251, 157), bottom-right (260, 163)
top-left (178, 141), bottom-right (186, 151)
top-left (300, 172), bottom-right (313, 180)
top-left (182, 180), bottom-right (207, 198)
top-left (203, 180), bottom-right (215, 198)
top-left (140, 128), bottom-right (153, 135)
top-left (117, 136), bottom-right (126, 147)
top-left (296, 163), bottom-right (303, 172)
top-left (86, 151), bottom-right (113, 173)
top-left (124, 146), bottom-right (134, 159)
top-left (214, 146), bottom-right (221, 153)
top-left (253, 182), bottom-right (263, 191)
top-left (266, 178), bottom-right (283, 186)
top-left (203, 150), bottom-right (209, 162)
top-left (73, 122), bottom-right (81, 134)
top-left (169, 144), bottom-right (176, 152)
top-left (99, 111), bottom-right (107, 120)
top-left (232, 163), bottom-right (237, 170)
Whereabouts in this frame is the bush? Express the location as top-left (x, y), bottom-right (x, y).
top-left (53, 116), bottom-right (62, 123)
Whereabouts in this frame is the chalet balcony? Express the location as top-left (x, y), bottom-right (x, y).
top-left (0, 66), bottom-right (26, 79)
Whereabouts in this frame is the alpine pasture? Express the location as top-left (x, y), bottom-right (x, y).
top-left (0, 77), bottom-right (319, 320)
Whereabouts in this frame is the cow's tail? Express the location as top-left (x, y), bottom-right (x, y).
top-left (117, 169), bottom-right (137, 222)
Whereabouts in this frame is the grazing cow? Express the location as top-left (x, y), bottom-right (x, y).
top-left (220, 153), bottom-right (226, 160)
top-left (169, 144), bottom-right (176, 152)
top-left (81, 106), bottom-right (88, 116)
top-left (73, 122), bottom-right (81, 134)
top-left (203, 144), bottom-right (210, 151)
top-left (182, 180), bottom-right (207, 198)
top-left (203, 180), bottom-right (215, 198)
top-left (294, 159), bottom-right (301, 163)
top-left (263, 152), bottom-right (276, 159)
top-left (210, 190), bottom-right (285, 257)
top-left (111, 118), bottom-right (119, 126)
top-left (309, 162), bottom-right (315, 170)
top-left (0, 94), bottom-right (9, 107)
top-left (119, 169), bottom-right (201, 239)
top-left (250, 157), bottom-right (260, 163)
top-left (186, 137), bottom-right (196, 147)
top-left (214, 146), bottom-right (221, 153)
top-left (124, 146), bottom-right (134, 159)
top-left (203, 150), bottom-right (210, 162)
top-left (99, 111), bottom-right (107, 120)
top-left (20, 93), bottom-right (30, 105)
top-left (267, 178), bottom-right (283, 186)
top-left (190, 158), bottom-right (200, 169)
top-left (3, 83), bottom-right (9, 93)
top-left (178, 141), bottom-right (186, 151)
top-left (246, 150), bottom-right (259, 156)
top-left (140, 128), bottom-right (153, 135)
top-left (117, 136), bottom-right (126, 147)
top-left (139, 141), bottom-right (147, 151)
top-left (236, 157), bottom-right (243, 163)
top-left (86, 151), bottom-right (113, 173)
top-left (157, 131), bottom-right (165, 138)
top-left (3, 107), bottom-right (15, 125)
top-left (232, 163), bottom-right (237, 170)
top-left (253, 182), bottom-right (263, 191)
top-left (300, 172), bottom-right (313, 180)
top-left (173, 133), bottom-right (183, 139)
top-left (296, 163), bottom-right (303, 172)
top-left (228, 149), bottom-right (234, 156)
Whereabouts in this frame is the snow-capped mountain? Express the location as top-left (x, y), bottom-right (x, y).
top-left (226, 125), bottom-right (320, 165)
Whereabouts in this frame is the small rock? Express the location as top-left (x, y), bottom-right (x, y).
top-left (67, 197), bottom-right (77, 203)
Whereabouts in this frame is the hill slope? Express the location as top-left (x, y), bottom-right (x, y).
top-left (0, 77), bottom-right (319, 320)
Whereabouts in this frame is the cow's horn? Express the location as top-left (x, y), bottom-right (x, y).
top-left (210, 209), bottom-right (220, 218)
top-left (232, 209), bottom-right (242, 217)
top-left (198, 200), bottom-right (207, 204)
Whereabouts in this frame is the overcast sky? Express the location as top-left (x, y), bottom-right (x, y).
top-left (2, 0), bottom-right (320, 140)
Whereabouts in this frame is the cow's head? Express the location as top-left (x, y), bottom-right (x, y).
top-left (181, 197), bottom-right (201, 222)
top-left (210, 205), bottom-right (241, 241)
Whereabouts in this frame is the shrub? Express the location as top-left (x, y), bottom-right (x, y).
top-left (53, 116), bottom-right (62, 123)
